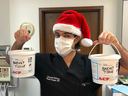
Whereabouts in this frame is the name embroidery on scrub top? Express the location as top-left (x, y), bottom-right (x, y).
top-left (46, 76), bottom-right (60, 82)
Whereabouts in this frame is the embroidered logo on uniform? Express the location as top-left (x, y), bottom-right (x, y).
top-left (46, 76), bottom-right (60, 82)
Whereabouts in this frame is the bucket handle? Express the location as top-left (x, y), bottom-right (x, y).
top-left (9, 41), bottom-right (36, 52)
top-left (89, 43), bottom-right (121, 57)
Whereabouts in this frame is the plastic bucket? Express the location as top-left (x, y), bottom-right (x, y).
top-left (88, 43), bottom-right (121, 84)
top-left (8, 50), bottom-right (36, 78)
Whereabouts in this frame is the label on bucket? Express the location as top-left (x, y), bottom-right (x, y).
top-left (91, 60), bottom-right (119, 82)
top-left (12, 59), bottom-right (28, 70)
top-left (10, 56), bottom-right (33, 75)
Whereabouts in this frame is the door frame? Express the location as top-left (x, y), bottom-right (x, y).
top-left (39, 6), bottom-right (103, 96)
top-left (39, 6), bottom-right (103, 53)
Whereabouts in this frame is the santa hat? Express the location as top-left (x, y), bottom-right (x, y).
top-left (53, 10), bottom-right (93, 47)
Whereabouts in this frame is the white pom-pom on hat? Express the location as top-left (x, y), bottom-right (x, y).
top-left (81, 38), bottom-right (93, 47)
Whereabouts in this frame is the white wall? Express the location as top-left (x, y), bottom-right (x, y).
top-left (0, 0), bottom-right (10, 45)
top-left (14, 78), bottom-right (40, 96)
top-left (8, 0), bottom-right (123, 96)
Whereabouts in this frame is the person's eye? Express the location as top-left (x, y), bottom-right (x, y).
top-left (55, 34), bottom-right (60, 38)
top-left (64, 35), bottom-right (70, 38)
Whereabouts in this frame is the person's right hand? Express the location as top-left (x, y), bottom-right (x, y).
top-left (15, 29), bottom-right (31, 44)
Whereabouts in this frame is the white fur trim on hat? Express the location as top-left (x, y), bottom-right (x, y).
top-left (81, 38), bottom-right (93, 47)
top-left (53, 23), bottom-right (81, 37)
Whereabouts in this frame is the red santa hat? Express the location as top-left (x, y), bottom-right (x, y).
top-left (53, 10), bottom-right (93, 47)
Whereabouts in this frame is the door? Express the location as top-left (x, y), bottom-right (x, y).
top-left (39, 6), bottom-right (103, 96)
top-left (39, 6), bottom-right (103, 55)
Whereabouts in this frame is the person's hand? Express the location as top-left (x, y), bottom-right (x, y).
top-left (15, 29), bottom-right (31, 44)
top-left (93, 31), bottom-right (119, 45)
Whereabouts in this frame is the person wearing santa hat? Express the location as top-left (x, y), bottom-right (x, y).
top-left (6, 10), bottom-right (128, 96)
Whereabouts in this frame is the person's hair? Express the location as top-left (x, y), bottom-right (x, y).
top-left (74, 35), bottom-right (80, 50)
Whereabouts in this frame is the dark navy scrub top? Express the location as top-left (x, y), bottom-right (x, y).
top-left (35, 53), bottom-right (101, 96)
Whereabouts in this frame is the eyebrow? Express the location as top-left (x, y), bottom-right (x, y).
top-left (63, 32), bottom-right (72, 35)
top-left (55, 31), bottom-right (59, 34)
top-left (55, 31), bottom-right (72, 35)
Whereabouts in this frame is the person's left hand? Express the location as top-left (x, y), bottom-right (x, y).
top-left (93, 31), bottom-right (119, 45)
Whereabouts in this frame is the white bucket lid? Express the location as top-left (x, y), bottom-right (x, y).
top-left (8, 50), bottom-right (36, 56)
top-left (89, 54), bottom-right (121, 60)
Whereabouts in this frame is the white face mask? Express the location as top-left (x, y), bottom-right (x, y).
top-left (54, 36), bottom-right (75, 57)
